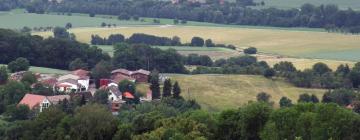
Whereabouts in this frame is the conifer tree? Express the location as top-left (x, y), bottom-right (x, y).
top-left (162, 79), bottom-right (172, 97)
top-left (173, 81), bottom-right (181, 99)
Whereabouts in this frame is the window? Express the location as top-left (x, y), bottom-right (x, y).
top-left (42, 103), bottom-right (49, 108)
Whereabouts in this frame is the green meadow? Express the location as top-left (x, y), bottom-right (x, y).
top-left (0, 9), bottom-right (152, 29)
top-left (0, 64), bottom-right (69, 74)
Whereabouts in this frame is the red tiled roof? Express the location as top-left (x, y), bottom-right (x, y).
top-left (133, 69), bottom-right (150, 75)
top-left (47, 95), bottom-right (70, 104)
top-left (71, 69), bottom-right (90, 77)
top-left (18, 94), bottom-right (46, 109)
top-left (111, 69), bottom-right (131, 76)
top-left (57, 78), bottom-right (79, 86)
top-left (40, 78), bottom-right (58, 86)
top-left (57, 84), bottom-right (72, 87)
top-left (123, 92), bottom-right (135, 99)
top-left (71, 69), bottom-right (90, 79)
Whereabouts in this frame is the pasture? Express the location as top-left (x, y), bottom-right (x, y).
top-left (254, 0), bottom-right (360, 10)
top-left (0, 10), bottom-right (151, 29)
top-left (35, 26), bottom-right (359, 69)
top-left (168, 74), bottom-right (325, 111)
top-left (0, 64), bottom-right (69, 74)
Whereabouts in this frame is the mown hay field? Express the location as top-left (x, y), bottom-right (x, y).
top-left (35, 26), bottom-right (359, 69)
top-left (168, 74), bottom-right (325, 111)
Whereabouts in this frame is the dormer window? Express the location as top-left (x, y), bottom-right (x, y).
top-left (42, 102), bottom-right (49, 108)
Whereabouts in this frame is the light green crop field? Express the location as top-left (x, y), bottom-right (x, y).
top-left (0, 64), bottom-right (69, 74)
top-left (168, 74), bottom-right (325, 111)
top-left (0, 10), bottom-right (152, 29)
top-left (254, 0), bottom-right (360, 10)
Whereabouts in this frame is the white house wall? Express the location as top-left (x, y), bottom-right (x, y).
top-left (57, 82), bottom-right (78, 92)
top-left (78, 79), bottom-right (90, 91)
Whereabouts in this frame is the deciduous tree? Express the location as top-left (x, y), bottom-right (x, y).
top-left (7, 57), bottom-right (30, 72)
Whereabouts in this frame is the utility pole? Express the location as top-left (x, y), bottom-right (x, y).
top-left (187, 88), bottom-right (191, 100)
top-left (147, 58), bottom-right (150, 71)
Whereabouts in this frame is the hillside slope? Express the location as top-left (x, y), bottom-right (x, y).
top-left (168, 74), bottom-right (325, 111)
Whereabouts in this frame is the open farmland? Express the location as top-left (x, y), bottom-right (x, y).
top-left (34, 26), bottom-right (360, 61)
top-left (254, 0), bottom-right (360, 10)
top-left (97, 45), bottom-right (239, 59)
top-left (0, 10), bottom-right (151, 29)
top-left (35, 26), bottom-right (359, 69)
top-left (168, 74), bottom-right (325, 111)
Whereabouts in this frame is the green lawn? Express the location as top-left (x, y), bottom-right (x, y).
top-left (29, 66), bottom-right (69, 74)
top-left (254, 0), bottom-right (360, 10)
top-left (0, 64), bottom-right (69, 74)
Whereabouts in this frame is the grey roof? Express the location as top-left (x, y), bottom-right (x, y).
top-left (108, 85), bottom-right (122, 97)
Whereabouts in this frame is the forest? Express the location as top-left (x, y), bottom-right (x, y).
top-left (1, 84), bottom-right (360, 140)
top-left (0, 29), bottom-right (110, 70)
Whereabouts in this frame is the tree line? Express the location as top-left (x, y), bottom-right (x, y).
top-left (91, 33), bottom-right (236, 49)
top-left (191, 55), bottom-right (271, 75)
top-left (112, 43), bottom-right (187, 73)
top-left (21, 0), bottom-right (360, 33)
top-left (188, 55), bottom-right (360, 90)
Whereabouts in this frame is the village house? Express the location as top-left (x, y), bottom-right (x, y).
top-left (18, 93), bottom-right (70, 112)
top-left (140, 90), bottom-right (153, 102)
top-left (98, 83), bottom-right (134, 115)
top-left (55, 69), bottom-right (90, 93)
top-left (56, 78), bottom-right (83, 93)
top-left (111, 69), bottom-right (150, 83)
top-left (9, 71), bottom-right (27, 81)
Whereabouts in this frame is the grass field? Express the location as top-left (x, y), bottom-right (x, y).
top-left (0, 10), bottom-right (152, 29)
top-left (0, 64), bottom-right (69, 74)
top-left (34, 26), bottom-right (359, 69)
top-left (254, 0), bottom-right (360, 10)
top-left (168, 74), bottom-right (325, 111)
top-left (97, 45), bottom-right (238, 59)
